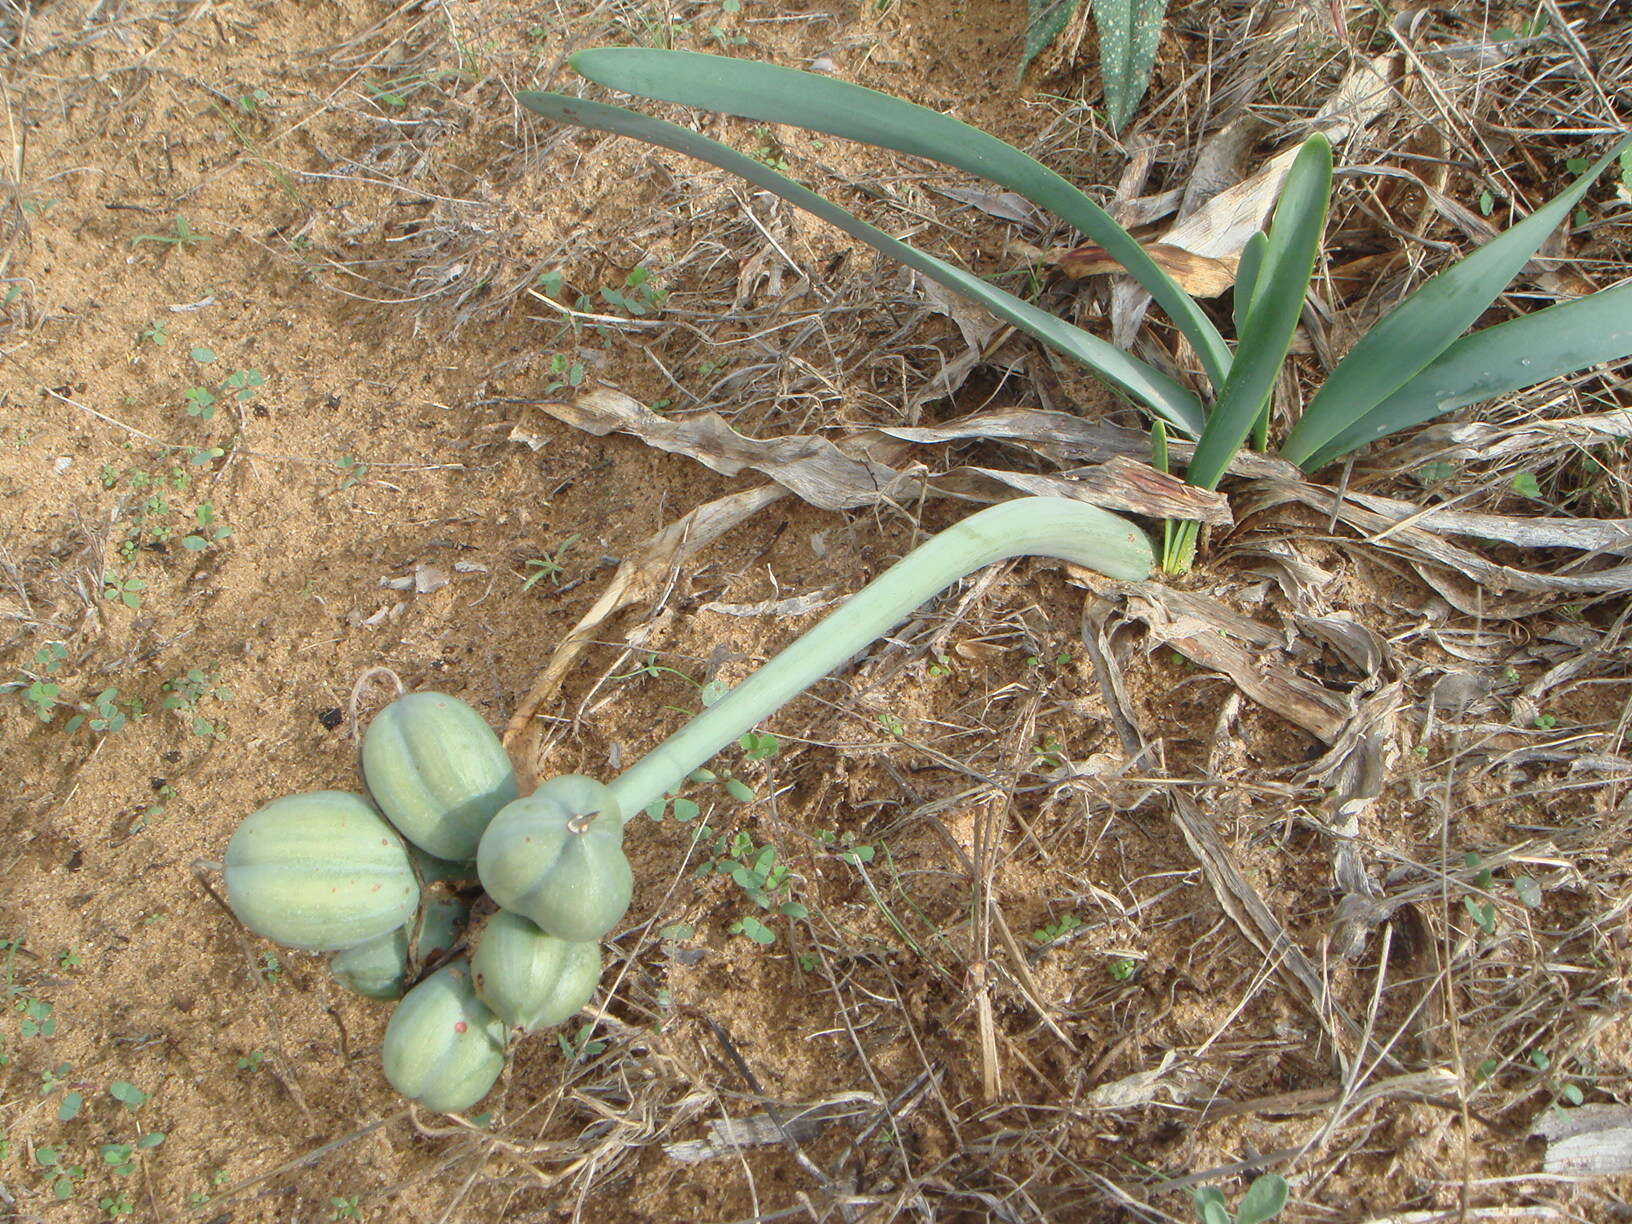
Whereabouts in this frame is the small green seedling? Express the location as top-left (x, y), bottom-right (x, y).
top-left (131, 216), bottom-right (208, 251)
top-left (1030, 913), bottom-right (1082, 945)
top-left (1491, 14), bottom-right (1547, 41)
top-left (124, 781), bottom-right (176, 834)
top-left (747, 126), bottom-right (789, 171)
top-left (1460, 853), bottom-right (1544, 934)
top-left (1511, 470), bottom-right (1543, 499)
top-left (543, 353), bottom-right (586, 393)
top-left (557, 1021), bottom-right (608, 1061)
top-left (815, 828), bottom-right (875, 865)
top-left (695, 829), bottom-right (808, 944)
top-left (34, 1146), bottom-right (87, 1200)
top-left (182, 503), bottom-right (231, 551)
top-left (336, 455), bottom-right (369, 489)
top-left (1192, 1173), bottom-right (1289, 1224)
top-left (1530, 1047), bottom-right (1590, 1112)
top-left (64, 688), bottom-right (136, 734)
top-left (102, 573), bottom-right (144, 609)
top-left (707, 20), bottom-right (747, 47)
top-left (22, 680), bottom-right (60, 721)
top-left (738, 730), bottom-right (779, 761)
top-left (225, 368), bottom-right (264, 401)
top-left (108, 1081), bottom-right (149, 1111)
top-left (613, 653), bottom-right (698, 687)
top-left (520, 534), bottom-right (582, 592)
top-left (100, 1132), bottom-right (164, 1177)
top-left (21, 1002), bottom-right (57, 1039)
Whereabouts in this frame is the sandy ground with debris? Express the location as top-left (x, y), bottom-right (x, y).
top-left (3, 1), bottom-right (1632, 1221)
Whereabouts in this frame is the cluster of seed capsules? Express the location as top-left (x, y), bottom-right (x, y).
top-left (222, 692), bottom-right (634, 1113)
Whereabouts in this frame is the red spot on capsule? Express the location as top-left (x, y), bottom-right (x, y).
top-left (454, 1020), bottom-right (468, 1033)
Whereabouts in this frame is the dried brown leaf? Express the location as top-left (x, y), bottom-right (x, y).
top-left (1243, 480), bottom-right (1632, 597)
top-left (529, 388), bottom-right (1230, 522)
top-left (1121, 584), bottom-right (1349, 742)
top-left (1056, 241), bottom-right (1240, 297)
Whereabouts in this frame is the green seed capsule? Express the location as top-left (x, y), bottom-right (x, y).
top-left (471, 910), bottom-right (602, 1032)
top-left (381, 961), bottom-right (507, 1114)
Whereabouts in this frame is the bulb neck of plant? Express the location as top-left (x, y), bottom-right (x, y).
top-left (605, 498), bottom-right (1152, 821)
top-left (1160, 520), bottom-right (1202, 576)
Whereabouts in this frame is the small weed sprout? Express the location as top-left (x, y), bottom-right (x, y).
top-left (108, 1080), bottom-right (149, 1111)
top-left (181, 503), bottom-right (231, 552)
top-left (130, 216), bottom-right (208, 251)
top-left (34, 1145), bottom-right (87, 1201)
top-left (1192, 1173), bottom-right (1290, 1224)
top-left (520, 534), bottom-right (582, 592)
top-left (161, 667), bottom-right (234, 738)
top-left (336, 455), bottom-right (369, 490)
top-left (101, 573), bottom-right (144, 609)
top-left (1030, 913), bottom-right (1082, 945)
top-left (597, 266), bottom-right (667, 317)
top-left (692, 828), bottom-right (807, 945)
top-left (186, 383), bottom-right (218, 419)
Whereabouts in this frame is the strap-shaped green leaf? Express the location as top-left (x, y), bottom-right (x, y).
top-left (1233, 230), bottom-right (1268, 337)
top-left (568, 47), bottom-right (1231, 391)
top-left (1093, 0), bottom-right (1169, 133)
top-left (1283, 132), bottom-right (1632, 467)
top-left (1298, 281), bottom-right (1632, 470)
top-left (1186, 135), bottom-right (1330, 490)
top-left (1235, 230), bottom-right (1273, 449)
top-left (520, 92), bottom-right (1205, 435)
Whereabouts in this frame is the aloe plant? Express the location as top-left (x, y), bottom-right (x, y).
top-left (1021, 0), bottom-right (1169, 134)
top-left (525, 49), bottom-right (1632, 574)
top-left (1093, 0), bottom-right (1169, 133)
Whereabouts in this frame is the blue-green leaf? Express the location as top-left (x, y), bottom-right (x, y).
top-left (1296, 281), bottom-right (1632, 470)
top-left (1233, 230), bottom-right (1268, 337)
top-left (1236, 1173), bottom-right (1290, 1224)
top-left (567, 47), bottom-right (1230, 393)
top-left (1284, 132), bottom-right (1632, 467)
top-left (1186, 135), bottom-right (1330, 490)
top-left (520, 90), bottom-right (1205, 435)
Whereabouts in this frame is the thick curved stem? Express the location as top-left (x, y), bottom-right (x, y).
top-left (606, 498), bottom-right (1152, 821)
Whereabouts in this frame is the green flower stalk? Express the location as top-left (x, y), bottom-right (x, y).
top-left (605, 496), bottom-right (1152, 819)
